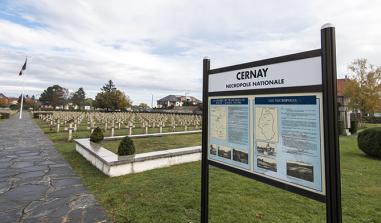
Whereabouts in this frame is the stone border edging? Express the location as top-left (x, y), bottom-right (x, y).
top-left (74, 138), bottom-right (201, 177)
top-left (103, 130), bottom-right (202, 141)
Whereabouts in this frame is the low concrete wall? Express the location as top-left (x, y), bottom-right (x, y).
top-left (103, 130), bottom-right (202, 141)
top-left (74, 138), bottom-right (201, 177)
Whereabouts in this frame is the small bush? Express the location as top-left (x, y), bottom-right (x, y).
top-left (118, 136), bottom-right (136, 156)
top-left (338, 120), bottom-right (344, 135)
top-left (0, 112), bottom-right (10, 119)
top-left (90, 127), bottom-right (104, 143)
top-left (350, 120), bottom-right (358, 134)
top-left (358, 127), bottom-right (381, 158)
top-left (9, 104), bottom-right (19, 110)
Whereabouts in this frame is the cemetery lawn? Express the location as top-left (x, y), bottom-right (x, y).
top-left (100, 133), bottom-right (201, 154)
top-left (35, 118), bottom-right (381, 223)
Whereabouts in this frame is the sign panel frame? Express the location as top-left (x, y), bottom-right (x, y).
top-left (201, 26), bottom-right (341, 223)
top-left (207, 93), bottom-right (326, 196)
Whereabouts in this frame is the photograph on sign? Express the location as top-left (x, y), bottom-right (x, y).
top-left (208, 98), bottom-right (250, 170)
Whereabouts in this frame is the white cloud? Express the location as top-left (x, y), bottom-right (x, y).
top-left (0, 0), bottom-right (380, 105)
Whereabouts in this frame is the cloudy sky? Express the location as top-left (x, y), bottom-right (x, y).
top-left (0, 0), bottom-right (380, 105)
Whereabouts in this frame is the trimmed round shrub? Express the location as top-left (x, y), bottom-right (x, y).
top-left (90, 127), bottom-right (104, 143)
top-left (358, 127), bottom-right (381, 158)
top-left (350, 120), bottom-right (358, 134)
top-left (9, 104), bottom-right (19, 110)
top-left (338, 120), bottom-right (344, 135)
top-left (118, 136), bottom-right (135, 156)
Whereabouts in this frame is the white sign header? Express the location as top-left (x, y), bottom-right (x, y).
top-left (208, 57), bottom-right (322, 92)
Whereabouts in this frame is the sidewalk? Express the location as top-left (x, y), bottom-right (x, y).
top-left (0, 112), bottom-right (109, 223)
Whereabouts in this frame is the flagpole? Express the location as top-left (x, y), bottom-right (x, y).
top-left (19, 56), bottom-right (27, 119)
top-left (19, 79), bottom-right (24, 119)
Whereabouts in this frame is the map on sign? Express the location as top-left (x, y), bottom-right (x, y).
top-left (210, 106), bottom-right (227, 140)
top-left (255, 107), bottom-right (279, 143)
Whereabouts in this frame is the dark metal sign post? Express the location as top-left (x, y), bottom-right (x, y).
top-left (201, 25), bottom-right (341, 223)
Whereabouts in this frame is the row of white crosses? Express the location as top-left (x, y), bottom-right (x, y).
top-left (38, 111), bottom-right (85, 141)
top-left (38, 112), bottom-right (84, 132)
top-left (37, 111), bottom-right (202, 140)
top-left (86, 112), bottom-right (202, 136)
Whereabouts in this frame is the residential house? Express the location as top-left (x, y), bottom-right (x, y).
top-left (337, 78), bottom-right (352, 133)
top-left (157, 95), bottom-right (201, 108)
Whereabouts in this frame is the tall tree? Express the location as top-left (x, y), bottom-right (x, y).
top-left (39, 85), bottom-right (69, 107)
top-left (17, 95), bottom-right (40, 110)
top-left (83, 98), bottom-right (94, 107)
top-left (101, 80), bottom-right (116, 92)
top-left (138, 103), bottom-right (150, 110)
top-left (70, 87), bottom-right (86, 108)
top-left (94, 80), bottom-right (132, 111)
top-left (344, 59), bottom-right (381, 117)
top-left (0, 96), bottom-right (9, 108)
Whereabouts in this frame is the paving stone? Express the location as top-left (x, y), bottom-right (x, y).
top-left (0, 197), bottom-right (24, 212)
top-left (15, 170), bottom-right (47, 180)
top-left (53, 178), bottom-right (82, 188)
top-left (11, 161), bottom-right (35, 168)
top-left (0, 162), bottom-right (11, 168)
top-left (19, 165), bottom-right (49, 172)
top-left (37, 160), bottom-right (56, 165)
top-left (0, 113), bottom-right (109, 222)
top-left (48, 185), bottom-right (86, 198)
top-left (3, 184), bottom-right (48, 202)
top-left (24, 197), bottom-right (71, 219)
top-left (83, 205), bottom-right (109, 223)
top-left (0, 169), bottom-right (20, 179)
top-left (0, 208), bottom-right (22, 223)
top-left (67, 208), bottom-right (83, 223)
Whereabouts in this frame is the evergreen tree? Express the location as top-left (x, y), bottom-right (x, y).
top-left (71, 87), bottom-right (86, 108)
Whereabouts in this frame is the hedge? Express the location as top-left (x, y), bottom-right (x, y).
top-left (338, 120), bottom-right (345, 135)
top-left (358, 127), bottom-right (381, 158)
top-left (350, 120), bottom-right (358, 134)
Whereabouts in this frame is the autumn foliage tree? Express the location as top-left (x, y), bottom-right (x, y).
top-left (0, 97), bottom-right (9, 108)
top-left (343, 59), bottom-right (381, 118)
top-left (94, 80), bottom-right (132, 111)
top-left (39, 85), bottom-right (69, 107)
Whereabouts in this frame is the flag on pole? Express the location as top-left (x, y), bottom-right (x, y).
top-left (19, 58), bottom-right (27, 76)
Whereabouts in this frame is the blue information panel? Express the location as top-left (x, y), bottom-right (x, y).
top-left (253, 95), bottom-right (322, 192)
top-left (208, 94), bottom-right (324, 194)
top-left (208, 98), bottom-right (250, 170)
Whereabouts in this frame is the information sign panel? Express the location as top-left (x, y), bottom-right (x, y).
top-left (208, 98), bottom-right (250, 170)
top-left (208, 93), bottom-right (325, 194)
top-left (201, 25), bottom-right (342, 223)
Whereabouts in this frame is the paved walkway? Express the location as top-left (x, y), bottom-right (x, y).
top-left (0, 113), bottom-right (109, 223)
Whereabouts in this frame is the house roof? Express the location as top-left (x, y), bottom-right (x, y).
top-left (188, 96), bottom-right (201, 103)
top-left (337, 78), bottom-right (348, 97)
top-left (157, 95), bottom-right (202, 103)
top-left (0, 93), bottom-right (8, 99)
top-left (157, 95), bottom-right (179, 102)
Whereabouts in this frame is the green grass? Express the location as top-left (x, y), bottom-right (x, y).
top-left (360, 123), bottom-right (381, 129)
top-left (100, 134), bottom-right (201, 154)
top-left (34, 118), bottom-right (381, 223)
